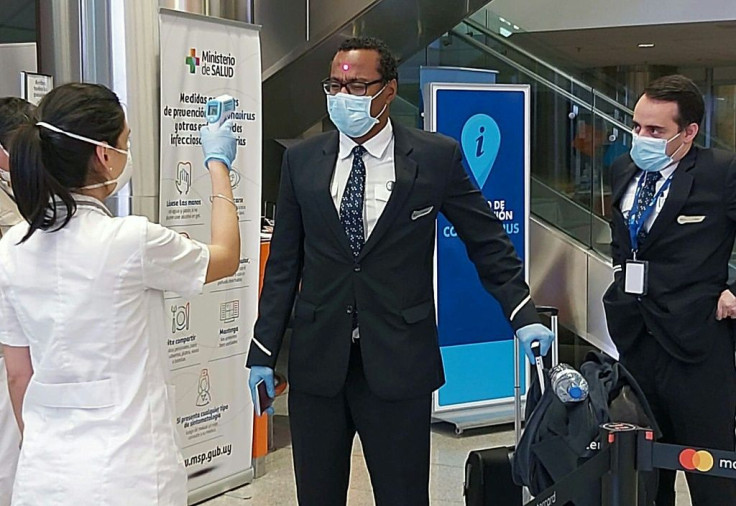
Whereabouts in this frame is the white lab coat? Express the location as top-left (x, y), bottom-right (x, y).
top-left (0, 195), bottom-right (209, 505)
top-left (0, 180), bottom-right (22, 506)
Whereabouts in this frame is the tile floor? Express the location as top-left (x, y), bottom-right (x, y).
top-left (199, 413), bottom-right (694, 505)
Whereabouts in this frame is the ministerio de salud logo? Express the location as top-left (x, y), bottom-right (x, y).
top-left (184, 47), bottom-right (236, 78)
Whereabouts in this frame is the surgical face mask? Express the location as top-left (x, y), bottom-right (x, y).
top-left (630, 131), bottom-right (684, 172)
top-left (80, 148), bottom-right (132, 196)
top-left (36, 121), bottom-right (132, 195)
top-left (326, 85), bottom-right (387, 138)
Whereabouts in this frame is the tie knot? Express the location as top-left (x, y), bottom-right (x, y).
top-left (352, 145), bottom-right (366, 159)
top-left (644, 171), bottom-right (661, 184)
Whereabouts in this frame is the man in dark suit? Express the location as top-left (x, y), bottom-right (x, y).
top-left (603, 74), bottom-right (736, 505)
top-left (246, 37), bottom-right (553, 505)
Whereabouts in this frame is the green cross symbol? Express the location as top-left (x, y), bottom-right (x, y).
top-left (186, 50), bottom-right (199, 73)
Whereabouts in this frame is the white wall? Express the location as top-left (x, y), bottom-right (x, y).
top-left (488, 0), bottom-right (736, 32)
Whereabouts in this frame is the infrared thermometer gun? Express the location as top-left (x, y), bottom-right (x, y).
top-left (205, 94), bottom-right (236, 131)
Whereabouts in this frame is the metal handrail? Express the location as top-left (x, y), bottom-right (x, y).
top-left (449, 28), bottom-right (632, 134)
top-left (462, 18), bottom-right (634, 117)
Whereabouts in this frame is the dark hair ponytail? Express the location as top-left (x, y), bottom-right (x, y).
top-left (10, 124), bottom-right (76, 242)
top-left (9, 83), bottom-right (125, 242)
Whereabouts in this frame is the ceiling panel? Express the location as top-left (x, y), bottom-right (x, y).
top-left (506, 21), bottom-right (736, 69)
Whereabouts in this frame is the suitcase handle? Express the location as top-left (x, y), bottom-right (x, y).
top-left (535, 306), bottom-right (559, 317)
top-left (530, 342), bottom-right (546, 396)
top-left (514, 306), bottom-right (559, 447)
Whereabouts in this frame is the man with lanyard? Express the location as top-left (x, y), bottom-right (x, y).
top-left (603, 74), bottom-right (736, 505)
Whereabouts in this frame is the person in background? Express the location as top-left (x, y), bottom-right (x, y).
top-left (0, 97), bottom-right (35, 233)
top-left (604, 74), bottom-right (736, 505)
top-left (0, 97), bottom-right (36, 506)
top-left (246, 37), bottom-right (554, 505)
top-left (0, 82), bottom-right (240, 505)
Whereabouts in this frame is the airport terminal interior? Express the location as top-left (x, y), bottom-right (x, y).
top-left (4, 0), bottom-right (736, 504)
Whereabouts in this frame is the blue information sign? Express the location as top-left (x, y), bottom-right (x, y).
top-left (426, 83), bottom-right (530, 414)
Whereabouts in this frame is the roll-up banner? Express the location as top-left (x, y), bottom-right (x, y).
top-left (425, 81), bottom-right (530, 429)
top-left (159, 9), bottom-right (261, 503)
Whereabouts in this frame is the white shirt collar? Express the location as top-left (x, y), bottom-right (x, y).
top-left (337, 119), bottom-right (394, 161)
top-left (639, 161), bottom-right (678, 182)
top-left (660, 161), bottom-right (678, 180)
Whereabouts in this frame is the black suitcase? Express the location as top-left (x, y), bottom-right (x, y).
top-left (464, 446), bottom-right (521, 506)
top-left (463, 308), bottom-right (558, 506)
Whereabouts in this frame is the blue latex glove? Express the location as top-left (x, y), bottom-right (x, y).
top-left (200, 119), bottom-right (237, 170)
top-left (248, 365), bottom-right (275, 416)
top-left (516, 323), bottom-right (554, 363)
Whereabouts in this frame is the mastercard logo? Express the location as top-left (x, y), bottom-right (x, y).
top-left (679, 449), bottom-right (714, 472)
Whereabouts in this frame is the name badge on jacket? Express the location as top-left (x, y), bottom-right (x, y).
top-left (677, 215), bottom-right (706, 225)
top-left (411, 206), bottom-right (434, 221)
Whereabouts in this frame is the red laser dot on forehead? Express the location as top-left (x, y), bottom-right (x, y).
top-left (342, 64), bottom-right (350, 71)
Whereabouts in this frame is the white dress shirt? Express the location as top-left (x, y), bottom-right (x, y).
top-left (331, 121), bottom-right (395, 340)
top-left (331, 120), bottom-right (396, 239)
top-left (620, 162), bottom-right (679, 234)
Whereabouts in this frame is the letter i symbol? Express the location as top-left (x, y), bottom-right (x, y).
top-left (476, 127), bottom-right (485, 158)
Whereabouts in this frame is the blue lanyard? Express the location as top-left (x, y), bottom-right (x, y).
top-left (628, 173), bottom-right (672, 254)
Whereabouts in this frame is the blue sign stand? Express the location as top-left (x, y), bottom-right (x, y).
top-left (424, 81), bottom-right (531, 430)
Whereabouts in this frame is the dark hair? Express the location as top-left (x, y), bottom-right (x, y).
top-left (11, 82), bottom-right (125, 242)
top-left (0, 97), bottom-right (36, 148)
top-left (336, 37), bottom-right (398, 83)
top-left (643, 74), bottom-right (704, 129)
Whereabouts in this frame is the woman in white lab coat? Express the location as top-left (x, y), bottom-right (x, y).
top-left (0, 97), bottom-right (36, 506)
top-left (0, 83), bottom-right (240, 505)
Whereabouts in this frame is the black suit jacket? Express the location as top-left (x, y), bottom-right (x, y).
top-left (246, 123), bottom-right (539, 399)
top-left (603, 146), bottom-right (736, 362)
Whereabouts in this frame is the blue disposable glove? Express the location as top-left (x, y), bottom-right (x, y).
top-left (516, 323), bottom-right (554, 363)
top-left (200, 119), bottom-right (237, 170)
top-left (248, 365), bottom-right (275, 416)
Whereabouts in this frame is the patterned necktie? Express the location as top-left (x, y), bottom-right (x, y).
top-left (632, 171), bottom-right (662, 244)
top-left (340, 145), bottom-right (367, 258)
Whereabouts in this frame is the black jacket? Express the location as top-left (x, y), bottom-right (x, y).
top-left (246, 123), bottom-right (539, 399)
top-left (604, 146), bottom-right (736, 362)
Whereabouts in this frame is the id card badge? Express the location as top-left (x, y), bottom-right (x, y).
top-left (624, 260), bottom-right (648, 295)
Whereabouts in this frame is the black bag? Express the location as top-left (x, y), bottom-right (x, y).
top-left (463, 308), bottom-right (557, 506)
top-left (511, 351), bottom-right (661, 505)
top-left (464, 447), bottom-right (521, 506)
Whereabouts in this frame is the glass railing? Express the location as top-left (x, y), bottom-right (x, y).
top-left (465, 7), bottom-right (638, 111)
top-left (397, 31), bottom-right (629, 256)
top-left (396, 7), bottom-right (734, 262)
top-left (468, 6), bottom-right (736, 154)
